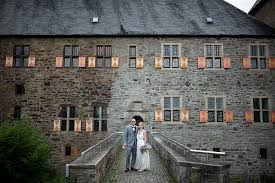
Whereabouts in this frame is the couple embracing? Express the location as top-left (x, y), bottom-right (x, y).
top-left (123, 116), bottom-right (150, 172)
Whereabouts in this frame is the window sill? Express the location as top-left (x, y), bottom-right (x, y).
top-left (203, 68), bottom-right (225, 71)
top-left (160, 68), bottom-right (182, 71)
top-left (161, 122), bottom-right (187, 125)
top-left (249, 69), bottom-right (269, 71)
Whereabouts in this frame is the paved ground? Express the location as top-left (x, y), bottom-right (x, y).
top-left (102, 147), bottom-right (176, 183)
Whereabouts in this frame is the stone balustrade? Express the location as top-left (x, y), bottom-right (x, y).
top-left (67, 132), bottom-right (123, 183)
top-left (151, 133), bottom-right (230, 183)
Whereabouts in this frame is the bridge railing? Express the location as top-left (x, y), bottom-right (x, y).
top-left (80, 132), bottom-right (123, 163)
top-left (151, 132), bottom-right (230, 183)
top-left (67, 132), bottom-right (123, 183)
top-left (156, 133), bottom-right (226, 163)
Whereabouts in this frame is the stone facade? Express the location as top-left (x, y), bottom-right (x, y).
top-left (152, 135), bottom-right (230, 183)
top-left (249, 0), bottom-right (275, 29)
top-left (0, 37), bottom-right (275, 177)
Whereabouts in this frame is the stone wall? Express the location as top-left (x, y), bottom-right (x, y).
top-left (0, 37), bottom-right (275, 176)
top-left (159, 125), bottom-right (275, 177)
top-left (152, 135), bottom-right (230, 183)
top-left (69, 133), bottom-right (122, 183)
top-left (251, 0), bottom-right (275, 29)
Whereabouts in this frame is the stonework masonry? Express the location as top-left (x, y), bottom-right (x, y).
top-left (250, 0), bottom-right (275, 29)
top-left (0, 37), bottom-right (275, 177)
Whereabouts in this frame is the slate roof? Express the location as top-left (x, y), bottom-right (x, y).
top-left (0, 0), bottom-right (274, 36)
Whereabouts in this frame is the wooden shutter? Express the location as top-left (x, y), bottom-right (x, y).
top-left (88, 57), bottom-right (96, 68)
top-left (272, 111), bottom-right (275, 123)
top-left (56, 57), bottom-right (63, 67)
top-left (198, 57), bottom-right (206, 69)
top-left (74, 119), bottom-right (81, 132)
top-left (28, 56), bottom-right (35, 67)
top-left (71, 145), bottom-right (78, 157)
top-left (86, 120), bottom-right (93, 131)
top-left (5, 56), bottom-right (13, 67)
top-left (53, 119), bottom-right (61, 131)
top-left (155, 107), bottom-right (163, 122)
top-left (136, 56), bottom-right (144, 69)
top-left (199, 111), bottom-right (208, 123)
top-left (155, 56), bottom-right (162, 69)
top-left (111, 56), bottom-right (119, 68)
top-left (245, 111), bottom-right (253, 123)
top-left (225, 111), bottom-right (233, 123)
top-left (269, 58), bottom-right (275, 69)
top-left (180, 108), bottom-right (189, 122)
top-left (180, 56), bottom-right (188, 69)
top-left (78, 57), bottom-right (86, 67)
top-left (243, 57), bottom-right (251, 69)
top-left (223, 57), bottom-right (231, 69)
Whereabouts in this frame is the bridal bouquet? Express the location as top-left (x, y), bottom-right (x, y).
top-left (140, 145), bottom-right (148, 153)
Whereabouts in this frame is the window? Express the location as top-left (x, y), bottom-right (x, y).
top-left (15, 84), bottom-right (25, 95)
top-left (162, 44), bottom-right (180, 68)
top-left (59, 106), bottom-right (77, 131)
top-left (64, 45), bottom-right (79, 67)
top-left (260, 148), bottom-right (267, 159)
top-left (0, 110), bottom-right (2, 122)
top-left (207, 97), bottom-right (224, 122)
top-left (93, 106), bottom-right (108, 131)
top-left (65, 146), bottom-right (71, 156)
top-left (250, 45), bottom-right (267, 69)
top-left (213, 148), bottom-right (220, 158)
top-left (163, 97), bottom-right (180, 122)
top-left (13, 45), bottom-right (30, 68)
top-left (14, 106), bottom-right (21, 119)
top-left (205, 44), bottom-right (222, 68)
top-left (253, 98), bottom-right (270, 123)
top-left (96, 45), bottom-right (112, 68)
top-left (129, 46), bottom-right (136, 68)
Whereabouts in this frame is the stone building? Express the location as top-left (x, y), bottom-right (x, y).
top-left (249, 0), bottom-right (275, 28)
top-left (1, 0), bottom-right (275, 178)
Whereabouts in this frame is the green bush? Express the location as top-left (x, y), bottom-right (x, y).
top-left (0, 119), bottom-right (65, 183)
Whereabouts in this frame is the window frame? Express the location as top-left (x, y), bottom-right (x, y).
top-left (65, 146), bottom-right (72, 156)
top-left (129, 45), bottom-right (137, 68)
top-left (14, 106), bottom-right (22, 120)
top-left (96, 45), bottom-right (112, 68)
top-left (252, 97), bottom-right (271, 123)
top-left (204, 43), bottom-right (223, 69)
top-left (206, 96), bottom-right (225, 123)
top-left (213, 148), bottom-right (221, 158)
top-left (259, 148), bottom-right (267, 159)
top-left (0, 110), bottom-right (2, 122)
top-left (162, 96), bottom-right (181, 122)
top-left (63, 45), bottom-right (79, 68)
top-left (249, 44), bottom-right (268, 70)
top-left (13, 45), bottom-right (30, 68)
top-left (92, 106), bottom-right (108, 131)
top-left (15, 83), bottom-right (25, 95)
top-left (161, 43), bottom-right (181, 69)
top-left (59, 106), bottom-right (77, 131)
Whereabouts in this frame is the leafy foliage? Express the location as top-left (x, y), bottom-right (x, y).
top-left (0, 119), bottom-right (65, 183)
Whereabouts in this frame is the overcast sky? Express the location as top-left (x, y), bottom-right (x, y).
top-left (224, 0), bottom-right (257, 13)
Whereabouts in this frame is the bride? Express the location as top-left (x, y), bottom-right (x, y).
top-left (134, 121), bottom-right (150, 171)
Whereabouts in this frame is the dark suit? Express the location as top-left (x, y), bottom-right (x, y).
top-left (123, 125), bottom-right (137, 169)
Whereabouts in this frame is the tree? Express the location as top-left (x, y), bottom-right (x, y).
top-left (0, 119), bottom-right (64, 183)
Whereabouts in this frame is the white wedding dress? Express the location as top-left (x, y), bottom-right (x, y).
top-left (134, 129), bottom-right (150, 171)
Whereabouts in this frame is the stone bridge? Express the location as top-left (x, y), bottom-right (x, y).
top-left (66, 132), bottom-right (230, 183)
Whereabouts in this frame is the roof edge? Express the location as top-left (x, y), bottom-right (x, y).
top-left (249, 0), bottom-right (267, 15)
top-left (1, 34), bottom-right (275, 38)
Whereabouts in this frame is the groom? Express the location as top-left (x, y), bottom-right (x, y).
top-left (123, 117), bottom-right (138, 172)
